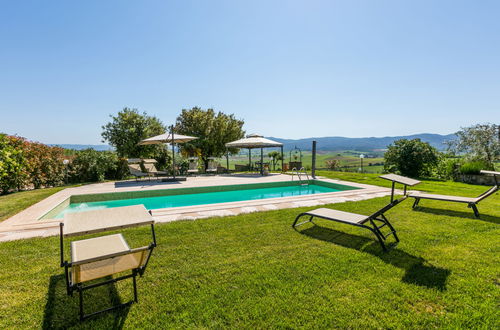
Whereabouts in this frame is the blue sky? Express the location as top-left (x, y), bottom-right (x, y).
top-left (0, 0), bottom-right (499, 144)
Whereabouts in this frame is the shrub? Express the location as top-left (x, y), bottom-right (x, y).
top-left (68, 149), bottom-right (118, 183)
top-left (325, 159), bottom-right (340, 170)
top-left (384, 139), bottom-right (439, 178)
top-left (459, 160), bottom-right (491, 175)
top-left (434, 156), bottom-right (461, 181)
top-left (0, 134), bottom-right (27, 194)
top-left (23, 141), bottom-right (66, 189)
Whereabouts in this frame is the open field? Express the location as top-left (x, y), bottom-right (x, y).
top-left (218, 150), bottom-right (385, 173)
top-left (0, 172), bottom-right (498, 328)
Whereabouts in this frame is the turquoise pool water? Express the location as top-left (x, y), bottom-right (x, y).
top-left (55, 184), bottom-right (342, 219)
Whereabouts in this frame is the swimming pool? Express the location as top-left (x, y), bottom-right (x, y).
top-left (44, 180), bottom-right (359, 219)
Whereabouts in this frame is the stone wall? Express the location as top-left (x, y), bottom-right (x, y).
top-left (459, 174), bottom-right (497, 186)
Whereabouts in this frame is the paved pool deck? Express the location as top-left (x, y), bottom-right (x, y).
top-left (0, 174), bottom-right (394, 242)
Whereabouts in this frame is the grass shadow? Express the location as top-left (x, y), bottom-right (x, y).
top-left (298, 224), bottom-right (450, 291)
top-left (42, 274), bottom-right (130, 329)
top-left (413, 206), bottom-right (499, 224)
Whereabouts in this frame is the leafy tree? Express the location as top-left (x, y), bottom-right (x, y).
top-left (384, 139), bottom-right (439, 177)
top-left (101, 108), bottom-right (166, 158)
top-left (268, 151), bottom-right (283, 170)
top-left (446, 123), bottom-right (499, 168)
top-left (175, 107), bottom-right (245, 169)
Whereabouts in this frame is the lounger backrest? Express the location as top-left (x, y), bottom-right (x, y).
top-left (71, 246), bottom-right (152, 284)
top-left (128, 164), bottom-right (145, 176)
top-left (189, 161), bottom-right (198, 170)
top-left (475, 185), bottom-right (499, 203)
top-left (207, 159), bottom-right (217, 170)
top-left (143, 163), bottom-right (158, 173)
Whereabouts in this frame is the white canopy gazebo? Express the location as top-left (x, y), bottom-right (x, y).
top-left (139, 126), bottom-right (197, 180)
top-left (225, 134), bottom-right (283, 175)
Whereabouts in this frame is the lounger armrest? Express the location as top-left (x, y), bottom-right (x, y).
top-left (475, 185), bottom-right (499, 202)
top-left (480, 170), bottom-right (500, 176)
top-left (379, 174), bottom-right (421, 186)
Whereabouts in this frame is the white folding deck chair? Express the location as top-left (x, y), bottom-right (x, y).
top-left (59, 205), bottom-right (156, 321)
top-left (410, 170), bottom-right (499, 218)
top-left (187, 157), bottom-right (199, 175)
top-left (206, 157), bottom-right (217, 174)
top-left (142, 159), bottom-right (168, 179)
top-left (293, 174), bottom-right (421, 251)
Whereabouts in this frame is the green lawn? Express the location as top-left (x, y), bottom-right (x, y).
top-left (0, 173), bottom-right (499, 328)
top-left (0, 185), bottom-right (80, 222)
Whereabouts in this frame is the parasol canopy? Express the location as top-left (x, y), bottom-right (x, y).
top-left (139, 133), bottom-right (197, 145)
top-left (225, 134), bottom-right (282, 149)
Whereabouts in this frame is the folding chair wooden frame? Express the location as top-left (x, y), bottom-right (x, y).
top-left (59, 205), bottom-right (157, 321)
top-left (293, 174), bottom-right (421, 251)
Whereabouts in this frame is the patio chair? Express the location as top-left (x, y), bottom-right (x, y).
top-left (142, 159), bottom-right (168, 179)
top-left (206, 157), bottom-right (217, 174)
top-left (410, 170), bottom-right (499, 218)
top-left (293, 174), bottom-right (421, 251)
top-left (128, 163), bottom-right (150, 181)
top-left (59, 205), bottom-right (156, 321)
top-left (188, 157), bottom-right (199, 175)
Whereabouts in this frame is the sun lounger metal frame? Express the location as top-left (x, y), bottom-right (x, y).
top-left (410, 170), bottom-right (499, 218)
top-left (59, 205), bottom-right (157, 321)
top-left (293, 174), bottom-right (421, 251)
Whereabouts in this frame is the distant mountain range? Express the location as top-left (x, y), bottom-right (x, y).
top-left (51, 133), bottom-right (456, 152)
top-left (49, 144), bottom-right (114, 151)
top-left (267, 133), bottom-right (456, 151)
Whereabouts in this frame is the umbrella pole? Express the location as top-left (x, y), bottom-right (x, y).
top-left (260, 148), bottom-right (263, 175)
top-left (226, 150), bottom-right (229, 173)
top-left (171, 125), bottom-right (175, 179)
top-left (248, 148), bottom-right (251, 173)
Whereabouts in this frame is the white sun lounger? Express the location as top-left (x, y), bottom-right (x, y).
top-left (59, 205), bottom-right (156, 321)
top-left (410, 170), bottom-right (499, 218)
top-left (128, 163), bottom-right (151, 181)
top-left (293, 174), bottom-right (421, 251)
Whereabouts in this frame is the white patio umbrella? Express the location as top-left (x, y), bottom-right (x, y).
top-left (139, 133), bottom-right (198, 145)
top-left (225, 134), bottom-right (283, 175)
top-left (139, 127), bottom-right (197, 179)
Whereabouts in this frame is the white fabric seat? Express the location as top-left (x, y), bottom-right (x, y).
top-left (305, 208), bottom-right (369, 224)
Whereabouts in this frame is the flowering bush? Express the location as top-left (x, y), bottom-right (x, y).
top-left (23, 141), bottom-right (66, 189)
top-left (0, 134), bottom-right (132, 194)
top-left (0, 134), bottom-right (26, 194)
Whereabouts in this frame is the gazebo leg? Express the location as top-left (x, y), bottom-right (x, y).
top-left (281, 146), bottom-right (284, 173)
top-left (248, 148), bottom-right (251, 172)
